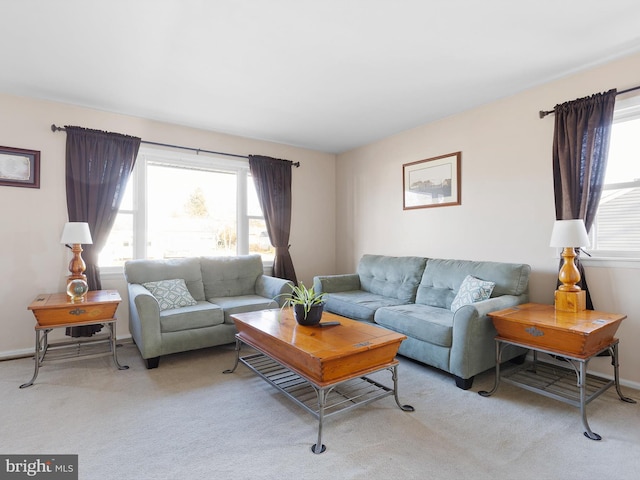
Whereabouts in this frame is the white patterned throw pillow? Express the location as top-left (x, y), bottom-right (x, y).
top-left (450, 275), bottom-right (495, 312)
top-left (142, 278), bottom-right (198, 311)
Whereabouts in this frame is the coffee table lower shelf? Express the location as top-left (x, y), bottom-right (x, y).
top-left (242, 352), bottom-right (398, 417)
top-left (225, 348), bottom-right (414, 453)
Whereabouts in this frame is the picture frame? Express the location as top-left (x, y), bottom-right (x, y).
top-left (0, 146), bottom-right (41, 189)
top-left (403, 151), bottom-right (461, 210)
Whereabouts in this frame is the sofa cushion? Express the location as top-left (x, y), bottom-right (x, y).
top-left (208, 295), bottom-right (279, 323)
top-left (324, 291), bottom-right (408, 322)
top-left (357, 254), bottom-right (427, 303)
top-left (450, 275), bottom-right (495, 312)
top-left (375, 304), bottom-right (454, 348)
top-left (159, 301), bottom-right (224, 333)
top-left (416, 258), bottom-right (530, 309)
top-left (142, 278), bottom-right (198, 311)
top-left (201, 255), bottom-right (262, 298)
top-left (124, 257), bottom-right (206, 301)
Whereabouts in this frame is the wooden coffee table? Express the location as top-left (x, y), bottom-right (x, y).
top-left (224, 308), bottom-right (414, 453)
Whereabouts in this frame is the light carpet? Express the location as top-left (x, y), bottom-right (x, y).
top-left (1, 342), bottom-right (639, 480)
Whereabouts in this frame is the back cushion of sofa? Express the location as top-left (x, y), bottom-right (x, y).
top-left (201, 254), bottom-right (263, 298)
top-left (357, 255), bottom-right (427, 303)
top-left (124, 257), bottom-right (206, 301)
top-left (416, 258), bottom-right (531, 308)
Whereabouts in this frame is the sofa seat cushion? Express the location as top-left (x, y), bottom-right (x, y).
top-left (324, 290), bottom-right (409, 322)
top-left (160, 301), bottom-right (224, 333)
top-left (208, 295), bottom-right (279, 323)
top-left (374, 304), bottom-right (454, 348)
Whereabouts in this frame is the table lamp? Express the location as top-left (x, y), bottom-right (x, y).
top-left (60, 222), bottom-right (93, 302)
top-left (549, 219), bottom-right (590, 312)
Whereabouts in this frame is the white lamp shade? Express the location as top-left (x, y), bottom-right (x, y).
top-left (60, 222), bottom-right (93, 245)
top-left (549, 219), bottom-right (590, 248)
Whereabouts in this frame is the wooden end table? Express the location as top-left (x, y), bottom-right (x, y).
top-left (223, 308), bottom-right (414, 453)
top-left (20, 290), bottom-right (129, 388)
top-left (479, 303), bottom-right (636, 440)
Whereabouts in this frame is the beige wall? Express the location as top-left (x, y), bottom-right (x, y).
top-left (335, 52), bottom-right (640, 387)
top-left (0, 94), bottom-right (335, 357)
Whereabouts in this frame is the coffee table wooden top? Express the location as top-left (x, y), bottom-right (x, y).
top-left (230, 308), bottom-right (406, 386)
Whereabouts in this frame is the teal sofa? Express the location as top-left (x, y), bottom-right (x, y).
top-left (124, 255), bottom-right (292, 368)
top-left (313, 254), bottom-right (531, 389)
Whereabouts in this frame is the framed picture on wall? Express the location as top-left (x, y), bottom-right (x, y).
top-left (0, 146), bottom-right (41, 189)
top-left (403, 151), bottom-right (461, 209)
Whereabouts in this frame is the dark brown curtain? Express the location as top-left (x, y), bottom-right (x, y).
top-left (65, 126), bottom-right (141, 336)
top-left (248, 155), bottom-right (298, 284)
top-left (552, 89), bottom-right (617, 309)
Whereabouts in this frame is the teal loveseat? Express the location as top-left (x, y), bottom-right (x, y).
top-left (313, 254), bottom-right (531, 389)
top-left (124, 255), bottom-right (292, 368)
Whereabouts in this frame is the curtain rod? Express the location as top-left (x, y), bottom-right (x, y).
top-left (538, 85), bottom-right (640, 119)
top-left (50, 124), bottom-right (300, 167)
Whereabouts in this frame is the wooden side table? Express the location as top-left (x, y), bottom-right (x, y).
top-left (20, 290), bottom-right (129, 388)
top-left (479, 303), bottom-right (636, 440)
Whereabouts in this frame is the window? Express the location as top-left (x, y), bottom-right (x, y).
top-left (99, 148), bottom-right (274, 268)
top-left (590, 95), bottom-right (640, 258)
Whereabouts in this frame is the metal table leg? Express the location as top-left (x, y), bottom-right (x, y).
top-left (19, 328), bottom-right (48, 389)
top-left (392, 364), bottom-right (415, 412)
top-left (571, 341), bottom-right (635, 440)
top-left (312, 387), bottom-right (329, 454)
top-left (579, 359), bottom-right (600, 440)
top-left (610, 342), bottom-right (636, 404)
top-left (478, 340), bottom-right (507, 397)
top-left (108, 322), bottom-right (129, 371)
top-left (310, 365), bottom-right (413, 454)
top-left (222, 338), bottom-right (242, 374)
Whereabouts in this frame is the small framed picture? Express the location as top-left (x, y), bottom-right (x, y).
top-left (0, 146), bottom-right (41, 189)
top-left (403, 151), bottom-right (461, 209)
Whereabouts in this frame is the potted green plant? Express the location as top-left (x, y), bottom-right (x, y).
top-left (279, 282), bottom-right (326, 326)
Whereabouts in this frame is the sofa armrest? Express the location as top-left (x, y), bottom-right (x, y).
top-left (127, 283), bottom-right (162, 359)
top-left (255, 275), bottom-right (294, 307)
top-left (313, 274), bottom-right (361, 294)
top-left (449, 294), bottom-right (528, 379)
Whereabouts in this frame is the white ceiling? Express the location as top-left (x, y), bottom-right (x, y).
top-left (2, 1), bottom-right (640, 153)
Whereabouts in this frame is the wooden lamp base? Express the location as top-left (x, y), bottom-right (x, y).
top-left (555, 290), bottom-right (586, 312)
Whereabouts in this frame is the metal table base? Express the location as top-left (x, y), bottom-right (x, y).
top-left (224, 338), bottom-right (414, 453)
top-left (479, 338), bottom-right (636, 440)
top-left (20, 320), bottom-right (129, 389)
